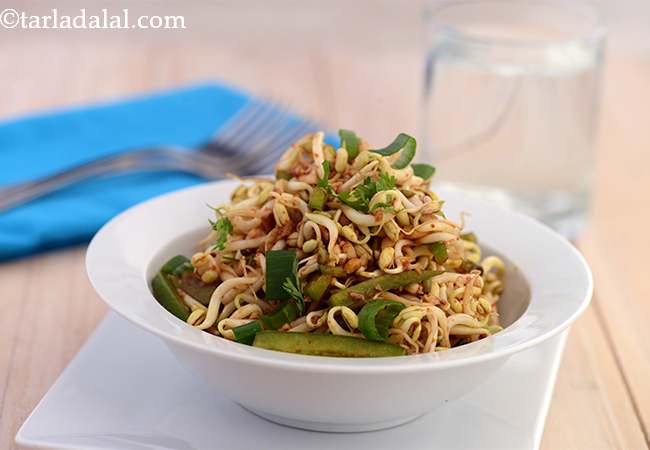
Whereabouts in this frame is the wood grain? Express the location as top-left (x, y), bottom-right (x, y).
top-left (0, 24), bottom-right (648, 450)
top-left (581, 53), bottom-right (650, 443)
top-left (0, 249), bottom-right (107, 447)
top-left (544, 303), bottom-right (647, 450)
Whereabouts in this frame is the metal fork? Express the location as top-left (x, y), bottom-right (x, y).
top-left (0, 100), bottom-right (319, 213)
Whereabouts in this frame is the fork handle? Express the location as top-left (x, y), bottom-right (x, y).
top-left (0, 148), bottom-right (222, 213)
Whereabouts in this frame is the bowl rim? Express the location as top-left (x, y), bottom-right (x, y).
top-left (86, 180), bottom-right (592, 373)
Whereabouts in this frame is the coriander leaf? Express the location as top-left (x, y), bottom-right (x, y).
top-left (370, 194), bottom-right (395, 213)
top-left (338, 190), bottom-right (368, 211)
top-left (370, 202), bottom-right (395, 213)
top-left (210, 216), bottom-right (233, 251)
top-left (337, 173), bottom-right (397, 213)
top-left (282, 276), bottom-right (305, 315)
top-left (376, 172), bottom-right (397, 191)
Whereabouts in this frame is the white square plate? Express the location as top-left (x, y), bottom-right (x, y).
top-left (17, 313), bottom-right (568, 450)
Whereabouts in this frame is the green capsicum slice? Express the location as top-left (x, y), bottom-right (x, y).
top-left (339, 129), bottom-right (360, 159)
top-left (411, 163), bottom-right (436, 180)
top-left (304, 273), bottom-right (332, 302)
top-left (161, 255), bottom-right (191, 275)
top-left (260, 301), bottom-right (299, 330)
top-left (358, 300), bottom-right (405, 342)
top-left (151, 272), bottom-right (190, 321)
top-left (371, 133), bottom-right (417, 169)
top-left (328, 269), bottom-right (443, 307)
top-left (319, 265), bottom-right (347, 278)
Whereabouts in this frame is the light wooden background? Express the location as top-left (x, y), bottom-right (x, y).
top-left (1, 2), bottom-right (649, 449)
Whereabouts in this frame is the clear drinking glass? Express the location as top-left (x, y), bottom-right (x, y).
top-left (420, 0), bottom-right (606, 238)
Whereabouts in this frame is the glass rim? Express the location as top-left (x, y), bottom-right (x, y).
top-left (427, 0), bottom-right (607, 49)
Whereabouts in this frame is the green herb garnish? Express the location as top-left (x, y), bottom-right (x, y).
top-left (314, 159), bottom-right (398, 214)
top-left (370, 194), bottom-right (395, 213)
top-left (282, 276), bottom-right (305, 315)
top-left (338, 172), bottom-right (397, 213)
top-left (337, 190), bottom-right (367, 211)
top-left (375, 172), bottom-right (398, 191)
top-left (210, 216), bottom-right (233, 251)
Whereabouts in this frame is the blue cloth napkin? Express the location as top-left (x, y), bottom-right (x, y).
top-left (0, 82), bottom-right (251, 261)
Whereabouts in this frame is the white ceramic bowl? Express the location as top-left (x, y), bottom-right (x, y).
top-left (86, 180), bottom-right (592, 432)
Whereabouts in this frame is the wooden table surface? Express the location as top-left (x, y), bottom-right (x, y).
top-left (1, 5), bottom-right (650, 449)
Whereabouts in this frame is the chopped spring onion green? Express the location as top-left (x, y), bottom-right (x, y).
top-left (358, 300), bottom-right (405, 342)
top-left (339, 129), bottom-right (360, 159)
top-left (265, 250), bottom-right (298, 300)
top-left (232, 300), bottom-right (300, 345)
top-left (260, 301), bottom-right (300, 330)
top-left (371, 133), bottom-right (416, 169)
top-left (430, 242), bottom-right (448, 265)
top-left (411, 163), bottom-right (436, 180)
top-left (232, 321), bottom-right (262, 345)
top-left (253, 331), bottom-right (406, 357)
top-left (231, 301), bottom-right (300, 345)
